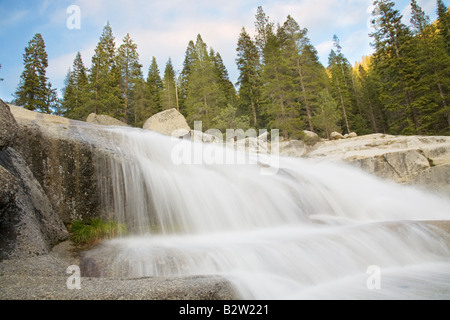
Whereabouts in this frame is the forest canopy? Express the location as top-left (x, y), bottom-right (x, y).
top-left (12, 0), bottom-right (450, 138)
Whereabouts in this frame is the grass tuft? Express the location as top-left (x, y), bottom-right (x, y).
top-left (69, 218), bottom-right (128, 246)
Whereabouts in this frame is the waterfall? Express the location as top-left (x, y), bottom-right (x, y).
top-left (83, 126), bottom-right (450, 299)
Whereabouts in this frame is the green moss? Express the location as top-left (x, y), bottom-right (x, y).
top-left (69, 218), bottom-right (128, 245)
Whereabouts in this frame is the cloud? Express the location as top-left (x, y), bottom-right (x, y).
top-left (6, 0), bottom-right (440, 100)
top-left (316, 40), bottom-right (334, 64)
top-left (46, 0), bottom-right (379, 93)
top-left (0, 10), bottom-right (29, 33)
top-left (342, 29), bottom-right (374, 65)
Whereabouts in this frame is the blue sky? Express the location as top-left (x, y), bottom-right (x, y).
top-left (0, 0), bottom-right (443, 101)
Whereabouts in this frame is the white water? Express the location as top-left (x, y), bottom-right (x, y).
top-left (85, 126), bottom-right (450, 299)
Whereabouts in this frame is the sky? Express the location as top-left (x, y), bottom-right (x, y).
top-left (0, 0), bottom-right (444, 102)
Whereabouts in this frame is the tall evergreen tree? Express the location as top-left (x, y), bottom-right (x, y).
top-left (14, 33), bottom-right (50, 113)
top-left (327, 35), bottom-right (359, 134)
top-left (178, 40), bottom-right (196, 115)
top-left (46, 82), bottom-right (60, 115)
top-left (436, 0), bottom-right (450, 54)
top-left (261, 22), bottom-right (302, 139)
top-left (62, 51), bottom-right (89, 120)
top-left (236, 27), bottom-right (262, 127)
top-left (117, 33), bottom-right (143, 123)
top-left (87, 22), bottom-right (122, 118)
top-left (210, 50), bottom-right (236, 106)
top-left (128, 77), bottom-right (150, 127)
top-left (286, 18), bottom-right (329, 134)
top-left (355, 59), bottom-right (387, 133)
top-left (146, 56), bottom-right (162, 114)
top-left (313, 89), bottom-right (342, 139)
top-left (370, 0), bottom-right (417, 134)
top-left (408, 0), bottom-right (450, 133)
top-left (161, 58), bottom-right (178, 111)
top-left (254, 6), bottom-right (273, 63)
top-left (184, 34), bottom-right (227, 129)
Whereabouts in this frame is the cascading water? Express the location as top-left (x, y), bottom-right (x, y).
top-left (82, 126), bottom-right (450, 299)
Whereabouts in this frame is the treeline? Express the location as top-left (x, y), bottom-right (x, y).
top-left (12, 0), bottom-right (450, 137)
top-left (61, 24), bottom-right (240, 129)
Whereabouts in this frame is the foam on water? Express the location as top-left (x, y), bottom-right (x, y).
top-left (83, 126), bottom-right (450, 299)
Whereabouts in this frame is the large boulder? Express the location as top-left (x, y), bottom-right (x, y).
top-left (143, 109), bottom-right (191, 137)
top-left (0, 99), bottom-right (18, 150)
top-left (0, 148), bottom-right (69, 261)
top-left (302, 130), bottom-right (321, 145)
top-left (8, 105), bottom-right (105, 223)
top-left (86, 113), bottom-right (129, 127)
top-left (330, 131), bottom-right (344, 140)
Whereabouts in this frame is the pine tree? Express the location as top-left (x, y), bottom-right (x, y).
top-left (46, 82), bottom-right (61, 115)
top-left (129, 77), bottom-right (150, 127)
top-left (254, 6), bottom-right (273, 62)
top-left (370, 0), bottom-right (417, 134)
top-left (212, 104), bottom-right (250, 132)
top-left (178, 40), bottom-right (196, 115)
top-left (355, 59), bottom-right (388, 133)
top-left (146, 56), bottom-right (162, 114)
top-left (436, 0), bottom-right (450, 54)
top-left (408, 0), bottom-right (450, 134)
top-left (236, 27), bottom-right (262, 128)
top-left (327, 35), bottom-right (359, 134)
top-left (117, 33), bottom-right (143, 123)
top-left (14, 33), bottom-right (50, 113)
top-left (62, 51), bottom-right (89, 120)
top-left (287, 18), bottom-right (329, 134)
top-left (184, 34), bottom-right (227, 129)
top-left (161, 58), bottom-right (178, 111)
top-left (87, 22), bottom-right (122, 118)
top-left (0, 64), bottom-right (4, 83)
top-left (313, 89), bottom-right (342, 139)
top-left (210, 50), bottom-right (236, 106)
top-left (261, 22), bottom-right (302, 140)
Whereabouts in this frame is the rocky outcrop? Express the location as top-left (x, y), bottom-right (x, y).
top-left (3, 103), bottom-right (450, 259)
top-left (0, 100), bottom-right (18, 150)
top-left (86, 113), bottom-right (129, 127)
top-left (7, 106), bottom-right (136, 225)
top-left (0, 101), bottom-right (69, 260)
top-left (305, 134), bottom-right (450, 196)
top-left (0, 247), bottom-right (240, 299)
top-left (143, 108), bottom-right (191, 137)
top-left (8, 105), bottom-right (103, 224)
top-left (0, 149), bottom-right (69, 260)
top-left (277, 140), bottom-right (307, 158)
